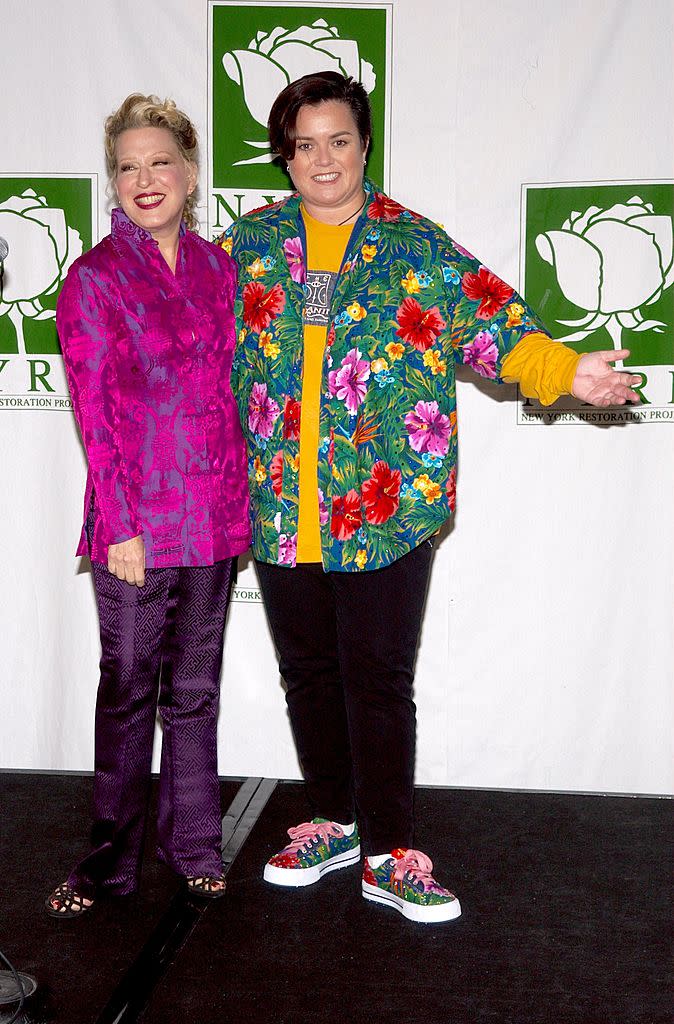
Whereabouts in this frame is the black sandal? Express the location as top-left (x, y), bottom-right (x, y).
top-left (44, 882), bottom-right (94, 918)
top-left (185, 875), bottom-right (226, 899)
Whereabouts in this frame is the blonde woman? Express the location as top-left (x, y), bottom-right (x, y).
top-left (45, 94), bottom-right (250, 917)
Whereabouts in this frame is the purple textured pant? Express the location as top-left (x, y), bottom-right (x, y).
top-left (69, 559), bottom-right (234, 897)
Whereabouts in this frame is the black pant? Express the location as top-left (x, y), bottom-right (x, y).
top-left (255, 539), bottom-right (435, 855)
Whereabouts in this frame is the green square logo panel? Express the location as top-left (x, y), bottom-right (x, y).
top-left (0, 176), bottom-right (94, 356)
top-left (211, 3), bottom-right (391, 192)
top-left (522, 182), bottom-right (673, 368)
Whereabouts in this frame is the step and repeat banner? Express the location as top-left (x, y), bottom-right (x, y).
top-left (1, 1), bottom-right (672, 794)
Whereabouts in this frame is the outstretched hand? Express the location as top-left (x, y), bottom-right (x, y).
top-left (108, 535), bottom-right (145, 587)
top-left (571, 349), bottom-right (641, 407)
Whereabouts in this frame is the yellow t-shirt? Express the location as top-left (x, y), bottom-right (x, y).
top-left (297, 208), bottom-right (352, 562)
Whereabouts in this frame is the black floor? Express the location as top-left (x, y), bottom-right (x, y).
top-left (0, 774), bottom-right (671, 1024)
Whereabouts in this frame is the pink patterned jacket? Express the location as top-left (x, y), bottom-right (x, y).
top-left (56, 208), bottom-right (251, 568)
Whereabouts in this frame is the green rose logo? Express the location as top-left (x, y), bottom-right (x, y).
top-left (535, 196), bottom-right (673, 364)
top-left (221, 18), bottom-right (376, 167)
top-left (0, 188), bottom-right (82, 354)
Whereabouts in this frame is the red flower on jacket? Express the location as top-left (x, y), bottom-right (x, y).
top-left (331, 489), bottom-right (362, 540)
top-left (395, 297), bottom-right (447, 352)
top-left (368, 193), bottom-right (412, 222)
top-left (461, 267), bottom-right (513, 320)
top-left (242, 281), bottom-right (286, 333)
top-left (362, 461), bottom-right (402, 525)
top-left (270, 450), bottom-right (283, 497)
top-left (446, 466), bottom-right (457, 512)
top-left (283, 396), bottom-right (301, 440)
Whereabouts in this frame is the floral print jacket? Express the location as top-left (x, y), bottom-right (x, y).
top-left (222, 180), bottom-right (549, 572)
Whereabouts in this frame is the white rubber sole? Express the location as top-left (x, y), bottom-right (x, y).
top-left (362, 880), bottom-right (462, 923)
top-left (263, 845), bottom-right (361, 887)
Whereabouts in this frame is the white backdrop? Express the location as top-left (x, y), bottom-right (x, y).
top-left (1, 0), bottom-right (672, 794)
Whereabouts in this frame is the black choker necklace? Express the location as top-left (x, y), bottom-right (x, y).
top-left (336, 194), bottom-right (367, 226)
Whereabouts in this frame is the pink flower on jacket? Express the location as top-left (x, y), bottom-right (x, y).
top-left (318, 489), bottom-right (329, 526)
top-left (328, 348), bottom-right (370, 414)
top-left (404, 400), bottom-right (452, 457)
top-left (248, 382), bottom-right (281, 438)
top-left (283, 236), bottom-right (305, 284)
top-left (278, 533), bottom-right (297, 565)
top-left (462, 330), bottom-right (499, 379)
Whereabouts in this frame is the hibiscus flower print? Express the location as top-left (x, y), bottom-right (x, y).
top-left (404, 400), bottom-right (452, 457)
top-left (278, 533), bottom-right (297, 566)
top-left (283, 236), bottom-right (305, 284)
top-left (446, 466), bottom-right (457, 513)
top-left (331, 489), bottom-right (363, 540)
top-left (248, 382), bottom-right (281, 438)
top-left (242, 281), bottom-right (286, 333)
top-left (362, 461), bottom-right (402, 525)
top-left (368, 193), bottom-right (417, 222)
top-left (270, 450), bottom-right (283, 497)
top-left (395, 297), bottom-right (447, 352)
top-left (283, 396), bottom-right (301, 440)
top-left (463, 330), bottom-right (499, 379)
top-left (461, 267), bottom-right (513, 319)
top-left (328, 348), bottom-right (371, 414)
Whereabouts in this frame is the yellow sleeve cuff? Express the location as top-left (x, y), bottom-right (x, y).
top-left (501, 332), bottom-right (581, 406)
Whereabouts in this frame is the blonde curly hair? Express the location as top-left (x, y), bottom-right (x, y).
top-left (104, 93), bottom-right (200, 231)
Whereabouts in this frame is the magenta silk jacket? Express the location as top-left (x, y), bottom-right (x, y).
top-left (56, 208), bottom-right (251, 568)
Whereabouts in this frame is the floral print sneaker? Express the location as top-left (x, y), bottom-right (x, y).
top-left (362, 848), bottom-right (461, 923)
top-left (263, 818), bottom-right (361, 887)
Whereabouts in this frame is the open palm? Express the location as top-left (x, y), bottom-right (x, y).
top-left (571, 349), bottom-right (641, 407)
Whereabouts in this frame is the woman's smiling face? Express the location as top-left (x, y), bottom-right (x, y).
top-left (114, 126), bottom-right (196, 241)
top-left (287, 100), bottom-right (368, 223)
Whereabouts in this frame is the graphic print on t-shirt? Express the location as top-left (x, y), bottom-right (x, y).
top-left (303, 269), bottom-right (338, 327)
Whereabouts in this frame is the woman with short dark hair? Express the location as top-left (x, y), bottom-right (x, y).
top-left (221, 71), bottom-right (639, 924)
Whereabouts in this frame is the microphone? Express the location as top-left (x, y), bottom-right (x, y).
top-left (0, 237), bottom-right (8, 262)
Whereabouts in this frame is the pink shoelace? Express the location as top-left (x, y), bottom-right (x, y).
top-left (392, 848), bottom-right (449, 894)
top-left (284, 820), bottom-right (344, 855)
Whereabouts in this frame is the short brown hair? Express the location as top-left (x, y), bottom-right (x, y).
top-left (268, 72), bottom-right (372, 162)
top-left (104, 93), bottom-right (200, 230)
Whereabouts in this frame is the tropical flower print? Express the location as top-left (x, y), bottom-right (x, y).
top-left (247, 257), bottom-right (266, 279)
top-left (463, 330), bottom-right (499, 379)
top-left (385, 341), bottom-right (405, 362)
top-left (248, 382), bottom-right (281, 438)
top-left (347, 301), bottom-right (367, 321)
top-left (505, 302), bottom-right (525, 327)
top-left (318, 489), bottom-right (329, 526)
top-left (423, 349), bottom-right (447, 376)
top-left (328, 347), bottom-right (371, 414)
top-left (404, 400), bottom-right (452, 457)
top-left (270, 450), bottom-right (283, 497)
top-left (283, 396), bottom-right (301, 440)
top-left (361, 461), bottom-right (402, 525)
top-left (354, 549), bottom-right (367, 569)
top-left (413, 474), bottom-right (442, 503)
top-left (242, 281), bottom-right (286, 333)
top-left (226, 180), bottom-right (550, 573)
top-left (461, 267), bottom-right (513, 320)
top-left (331, 489), bottom-right (363, 540)
top-left (368, 193), bottom-right (416, 222)
top-left (283, 236), bottom-right (305, 284)
top-left (446, 466), bottom-right (457, 512)
top-left (278, 533), bottom-right (297, 565)
top-left (395, 297), bottom-right (446, 352)
top-left (401, 269), bottom-right (421, 294)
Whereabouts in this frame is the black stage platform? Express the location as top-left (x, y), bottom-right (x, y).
top-left (0, 773), bottom-right (671, 1023)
